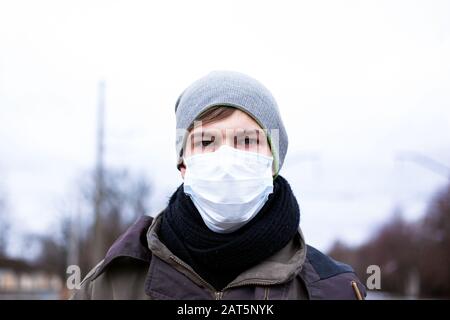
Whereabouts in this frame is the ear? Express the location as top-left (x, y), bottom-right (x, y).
top-left (180, 163), bottom-right (186, 179)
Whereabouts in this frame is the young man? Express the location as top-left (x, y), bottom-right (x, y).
top-left (72, 71), bottom-right (366, 300)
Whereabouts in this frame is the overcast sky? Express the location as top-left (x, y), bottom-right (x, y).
top-left (1, 0), bottom-right (449, 256)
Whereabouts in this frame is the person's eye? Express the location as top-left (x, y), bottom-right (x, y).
top-left (201, 137), bottom-right (215, 147)
top-left (244, 137), bottom-right (259, 145)
top-left (202, 140), bottom-right (212, 147)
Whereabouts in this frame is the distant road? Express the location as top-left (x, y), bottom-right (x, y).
top-left (366, 291), bottom-right (412, 300)
top-left (0, 291), bottom-right (60, 300)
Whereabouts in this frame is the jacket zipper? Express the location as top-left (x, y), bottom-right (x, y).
top-left (222, 279), bottom-right (283, 291)
top-left (351, 281), bottom-right (363, 300)
top-left (169, 255), bottom-right (217, 292)
top-left (170, 256), bottom-right (227, 300)
top-left (264, 287), bottom-right (270, 300)
top-left (169, 255), bottom-right (284, 300)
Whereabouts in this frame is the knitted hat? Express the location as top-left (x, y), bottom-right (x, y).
top-left (175, 71), bottom-right (288, 174)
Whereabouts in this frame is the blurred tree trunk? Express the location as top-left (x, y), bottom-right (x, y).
top-left (329, 182), bottom-right (450, 298)
top-left (81, 169), bottom-right (152, 273)
top-left (0, 191), bottom-right (9, 257)
top-left (34, 168), bottom-right (153, 282)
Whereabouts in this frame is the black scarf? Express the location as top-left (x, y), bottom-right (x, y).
top-left (159, 175), bottom-right (300, 291)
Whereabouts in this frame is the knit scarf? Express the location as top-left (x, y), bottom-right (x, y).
top-left (159, 175), bottom-right (300, 291)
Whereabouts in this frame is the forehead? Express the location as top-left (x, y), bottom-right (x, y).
top-left (191, 109), bottom-right (263, 134)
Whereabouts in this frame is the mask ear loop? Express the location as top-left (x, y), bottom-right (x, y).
top-left (177, 127), bottom-right (189, 171)
top-left (266, 133), bottom-right (279, 178)
top-left (177, 147), bottom-right (184, 171)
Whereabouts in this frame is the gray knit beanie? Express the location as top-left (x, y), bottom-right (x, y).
top-left (175, 71), bottom-right (288, 174)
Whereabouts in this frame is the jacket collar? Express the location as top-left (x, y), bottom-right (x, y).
top-left (146, 212), bottom-right (307, 291)
top-left (91, 212), bottom-right (307, 293)
top-left (89, 214), bottom-right (364, 299)
top-left (91, 215), bottom-right (153, 280)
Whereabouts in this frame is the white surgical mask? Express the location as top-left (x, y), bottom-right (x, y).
top-left (183, 145), bottom-right (274, 233)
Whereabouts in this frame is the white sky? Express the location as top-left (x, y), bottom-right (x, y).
top-left (1, 0), bottom-right (449, 255)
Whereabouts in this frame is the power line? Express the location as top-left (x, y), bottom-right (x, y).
top-left (395, 151), bottom-right (450, 179)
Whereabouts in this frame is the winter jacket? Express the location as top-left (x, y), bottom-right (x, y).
top-left (71, 213), bottom-right (366, 300)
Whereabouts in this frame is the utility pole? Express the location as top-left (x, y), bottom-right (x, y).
top-left (92, 80), bottom-right (106, 265)
top-left (66, 199), bottom-right (80, 281)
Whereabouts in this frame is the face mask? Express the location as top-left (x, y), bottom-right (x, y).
top-left (183, 145), bottom-right (274, 233)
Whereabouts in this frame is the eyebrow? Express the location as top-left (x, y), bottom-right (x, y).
top-left (189, 130), bottom-right (218, 140)
top-left (242, 129), bottom-right (261, 136)
top-left (188, 128), bottom-right (263, 140)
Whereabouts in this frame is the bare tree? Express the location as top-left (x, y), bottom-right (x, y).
top-left (329, 183), bottom-right (450, 298)
top-left (68, 169), bottom-right (151, 275)
top-left (32, 168), bottom-right (153, 284)
top-left (417, 183), bottom-right (450, 297)
top-left (329, 209), bottom-right (420, 295)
